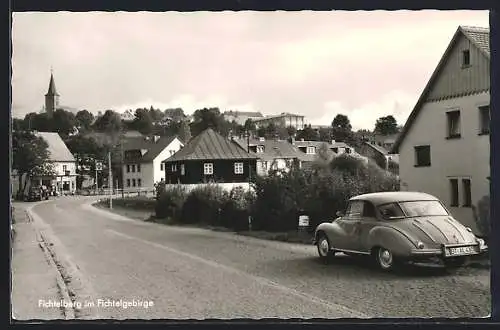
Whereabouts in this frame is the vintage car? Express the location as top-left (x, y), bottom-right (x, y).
top-left (313, 191), bottom-right (488, 271)
top-left (25, 185), bottom-right (50, 202)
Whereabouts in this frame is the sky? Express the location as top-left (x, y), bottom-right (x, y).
top-left (11, 10), bottom-right (489, 130)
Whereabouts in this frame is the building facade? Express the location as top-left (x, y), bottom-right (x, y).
top-left (252, 113), bottom-right (306, 130)
top-left (163, 128), bottom-right (258, 191)
top-left (392, 26), bottom-right (490, 235)
top-left (122, 135), bottom-right (183, 190)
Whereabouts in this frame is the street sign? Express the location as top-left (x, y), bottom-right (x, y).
top-left (298, 215), bottom-right (309, 227)
top-left (95, 162), bottom-right (103, 171)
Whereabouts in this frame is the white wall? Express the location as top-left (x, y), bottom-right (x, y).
top-left (398, 92), bottom-right (490, 234)
top-left (152, 138), bottom-right (183, 184)
top-left (122, 138), bottom-right (183, 191)
top-left (123, 163), bottom-right (154, 190)
top-left (256, 158), bottom-right (294, 176)
top-left (164, 182), bottom-right (253, 193)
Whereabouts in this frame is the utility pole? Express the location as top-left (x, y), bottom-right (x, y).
top-left (95, 160), bottom-right (98, 195)
top-left (121, 141), bottom-right (124, 199)
top-left (108, 151), bottom-right (113, 209)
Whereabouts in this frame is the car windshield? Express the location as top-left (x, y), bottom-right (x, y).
top-left (398, 200), bottom-right (449, 217)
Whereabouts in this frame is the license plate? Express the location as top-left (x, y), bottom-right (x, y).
top-left (447, 246), bottom-right (477, 256)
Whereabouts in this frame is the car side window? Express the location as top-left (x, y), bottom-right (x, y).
top-left (362, 201), bottom-right (377, 218)
top-left (345, 201), bottom-right (364, 220)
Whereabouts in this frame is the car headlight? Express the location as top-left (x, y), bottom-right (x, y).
top-left (416, 241), bottom-right (425, 249)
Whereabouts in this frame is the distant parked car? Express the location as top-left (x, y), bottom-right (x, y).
top-left (25, 185), bottom-right (49, 201)
top-left (313, 191), bottom-right (488, 271)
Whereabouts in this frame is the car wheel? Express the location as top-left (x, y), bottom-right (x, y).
top-left (443, 257), bottom-right (466, 270)
top-left (374, 247), bottom-right (396, 271)
top-left (316, 233), bottom-right (335, 262)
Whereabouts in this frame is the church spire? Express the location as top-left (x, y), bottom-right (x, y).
top-left (46, 68), bottom-right (59, 96)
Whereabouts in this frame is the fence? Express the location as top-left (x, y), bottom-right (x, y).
top-left (77, 187), bottom-right (156, 198)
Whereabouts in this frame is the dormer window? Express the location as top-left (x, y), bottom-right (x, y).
top-left (256, 145), bottom-right (265, 153)
top-left (306, 146), bottom-right (316, 154)
top-left (462, 50), bottom-right (470, 67)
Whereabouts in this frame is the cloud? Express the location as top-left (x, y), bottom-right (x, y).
top-left (11, 10), bottom-right (489, 128)
top-left (311, 90), bottom-right (419, 131)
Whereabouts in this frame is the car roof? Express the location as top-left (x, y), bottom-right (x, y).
top-left (350, 191), bottom-right (438, 206)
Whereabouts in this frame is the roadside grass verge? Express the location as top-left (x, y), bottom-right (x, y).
top-left (92, 198), bottom-right (314, 245)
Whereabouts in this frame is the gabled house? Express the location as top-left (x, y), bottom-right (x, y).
top-left (359, 141), bottom-right (399, 174)
top-left (162, 128), bottom-right (258, 191)
top-left (233, 137), bottom-right (310, 176)
top-left (12, 131), bottom-right (77, 195)
top-left (391, 26), bottom-right (490, 234)
top-left (293, 139), bottom-right (355, 156)
top-left (122, 135), bottom-right (183, 190)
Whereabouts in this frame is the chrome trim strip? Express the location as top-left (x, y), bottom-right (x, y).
top-left (335, 248), bottom-right (371, 255)
top-left (412, 222), bottom-right (438, 243)
top-left (445, 217), bottom-right (466, 241)
top-left (426, 219), bottom-right (450, 242)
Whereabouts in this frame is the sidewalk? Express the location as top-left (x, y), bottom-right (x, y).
top-left (11, 204), bottom-right (66, 320)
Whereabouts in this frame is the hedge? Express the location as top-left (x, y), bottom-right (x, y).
top-left (151, 154), bottom-right (400, 233)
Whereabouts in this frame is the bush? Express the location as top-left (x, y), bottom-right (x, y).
top-left (472, 195), bottom-right (490, 239)
top-left (180, 184), bottom-right (229, 226)
top-left (155, 185), bottom-right (188, 220)
top-left (220, 186), bottom-right (256, 231)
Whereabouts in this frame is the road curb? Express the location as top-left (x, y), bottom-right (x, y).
top-left (25, 204), bottom-right (101, 320)
top-left (25, 210), bottom-right (75, 320)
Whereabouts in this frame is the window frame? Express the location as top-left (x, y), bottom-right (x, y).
top-left (126, 179), bottom-right (130, 187)
top-left (137, 164), bottom-right (141, 172)
top-left (256, 145), bottom-right (265, 153)
top-left (446, 110), bottom-right (461, 139)
top-left (160, 163), bottom-right (164, 171)
top-left (132, 178), bottom-right (136, 187)
top-left (462, 178), bottom-right (472, 208)
top-left (306, 146), bottom-right (316, 155)
top-left (126, 164), bottom-right (130, 173)
top-left (203, 162), bottom-right (214, 175)
top-left (462, 49), bottom-right (471, 67)
top-left (137, 178), bottom-right (142, 187)
top-left (414, 145), bottom-right (431, 167)
top-left (180, 164), bottom-right (185, 176)
top-left (479, 105), bottom-right (490, 135)
top-left (234, 162), bottom-right (244, 175)
top-left (449, 178), bottom-right (459, 207)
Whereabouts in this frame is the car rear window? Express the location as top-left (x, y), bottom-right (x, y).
top-left (378, 203), bottom-right (405, 219)
top-left (399, 200), bottom-right (449, 217)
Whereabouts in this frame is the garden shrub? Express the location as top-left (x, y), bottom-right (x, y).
top-left (155, 185), bottom-right (188, 220)
top-left (220, 186), bottom-right (256, 231)
top-left (472, 195), bottom-right (490, 239)
top-left (180, 184), bottom-right (229, 225)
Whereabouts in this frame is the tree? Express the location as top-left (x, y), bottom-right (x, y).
top-left (93, 110), bottom-right (123, 133)
top-left (243, 118), bottom-right (256, 133)
top-left (12, 118), bottom-right (25, 131)
top-left (318, 127), bottom-right (332, 142)
top-left (165, 108), bottom-right (186, 122)
top-left (296, 124), bottom-right (319, 141)
top-left (331, 114), bottom-right (353, 143)
top-left (53, 109), bottom-right (77, 137)
top-left (132, 108), bottom-right (154, 135)
top-left (25, 112), bottom-right (53, 132)
top-left (178, 120), bottom-right (192, 143)
top-left (12, 131), bottom-right (55, 197)
top-left (75, 110), bottom-right (94, 131)
top-left (287, 126), bottom-right (297, 138)
top-left (191, 107), bottom-right (229, 136)
top-left (374, 115), bottom-right (399, 135)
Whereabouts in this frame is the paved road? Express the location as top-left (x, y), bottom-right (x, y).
top-left (20, 196), bottom-right (490, 319)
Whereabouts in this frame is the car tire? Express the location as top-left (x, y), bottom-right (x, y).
top-left (374, 247), bottom-right (396, 271)
top-left (316, 233), bottom-right (335, 262)
top-left (443, 257), bottom-right (466, 270)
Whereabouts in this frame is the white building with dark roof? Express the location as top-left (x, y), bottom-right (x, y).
top-left (392, 26), bottom-right (490, 235)
top-left (11, 131), bottom-right (77, 195)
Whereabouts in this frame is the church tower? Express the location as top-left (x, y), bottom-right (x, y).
top-left (44, 69), bottom-right (59, 116)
